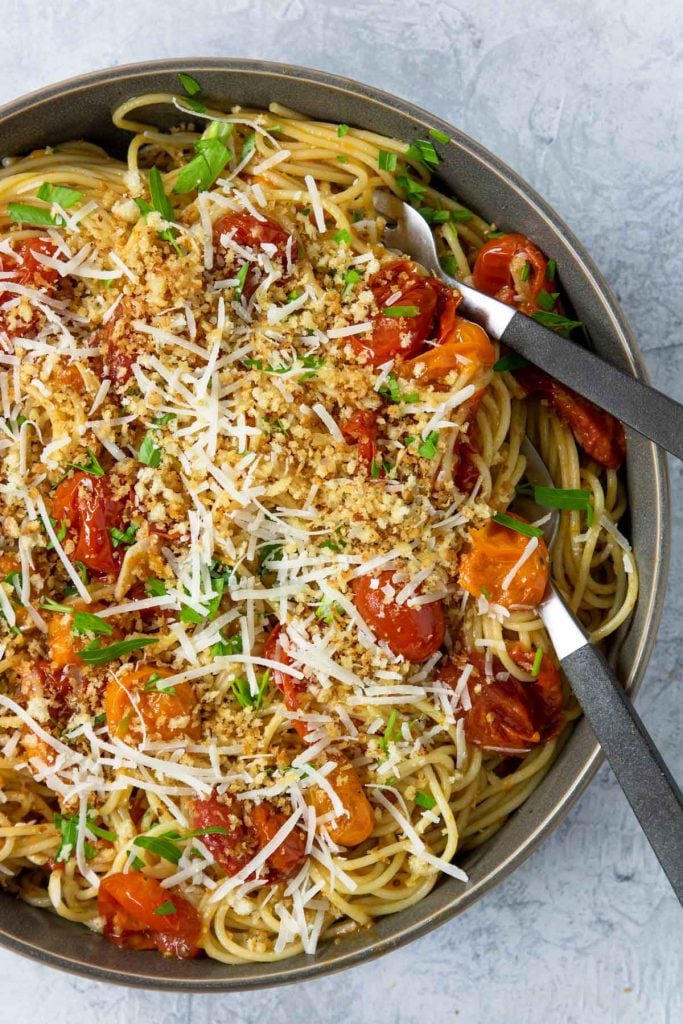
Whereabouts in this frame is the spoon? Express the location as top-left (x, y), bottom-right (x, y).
top-left (373, 190), bottom-right (683, 459)
top-left (517, 438), bottom-right (683, 902)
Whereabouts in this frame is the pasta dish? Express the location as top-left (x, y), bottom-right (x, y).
top-left (0, 77), bottom-right (637, 962)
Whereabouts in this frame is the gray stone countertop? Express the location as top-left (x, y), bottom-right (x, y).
top-left (0, 1), bottom-right (680, 1021)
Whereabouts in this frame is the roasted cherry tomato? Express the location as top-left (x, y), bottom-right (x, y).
top-left (352, 260), bottom-right (443, 366)
top-left (401, 290), bottom-right (496, 382)
top-left (98, 871), bottom-right (202, 958)
top-left (472, 233), bottom-right (556, 315)
top-left (452, 436), bottom-right (481, 495)
top-left (517, 367), bottom-right (626, 469)
top-left (250, 802), bottom-right (307, 878)
top-left (25, 659), bottom-right (73, 725)
top-left (340, 409), bottom-right (380, 473)
top-left (213, 212), bottom-right (295, 299)
top-left (49, 363), bottom-right (85, 393)
top-left (99, 300), bottom-right (136, 385)
top-left (0, 238), bottom-right (59, 335)
top-left (51, 471), bottom-right (121, 577)
top-left (264, 624), bottom-right (308, 738)
top-left (190, 795), bottom-right (257, 876)
top-left (308, 757), bottom-right (374, 846)
top-left (104, 665), bottom-right (200, 743)
top-left (440, 648), bottom-right (563, 750)
top-left (352, 570), bottom-right (445, 662)
top-left (458, 513), bottom-right (548, 609)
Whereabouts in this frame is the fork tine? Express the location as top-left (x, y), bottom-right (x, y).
top-left (372, 189), bottom-right (404, 220)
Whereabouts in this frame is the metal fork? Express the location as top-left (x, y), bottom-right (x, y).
top-left (373, 190), bottom-right (683, 459)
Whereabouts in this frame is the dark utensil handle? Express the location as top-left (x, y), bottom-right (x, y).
top-left (500, 312), bottom-right (683, 459)
top-left (560, 642), bottom-right (683, 902)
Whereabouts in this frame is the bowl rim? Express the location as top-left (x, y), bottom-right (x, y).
top-left (0, 56), bottom-right (671, 991)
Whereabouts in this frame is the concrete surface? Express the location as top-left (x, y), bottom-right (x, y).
top-left (0, 1), bottom-right (680, 1021)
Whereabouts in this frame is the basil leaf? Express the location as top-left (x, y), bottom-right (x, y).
top-left (71, 611), bottom-right (114, 637)
top-left (37, 182), bottom-right (82, 209)
top-left (173, 137), bottom-right (231, 195)
top-left (8, 203), bottom-right (62, 227)
top-left (78, 637), bottom-right (158, 665)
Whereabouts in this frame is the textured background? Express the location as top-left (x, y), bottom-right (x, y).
top-left (0, 1), bottom-right (680, 1021)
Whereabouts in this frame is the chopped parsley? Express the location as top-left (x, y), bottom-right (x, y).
top-left (516, 482), bottom-right (592, 513)
top-left (381, 305), bottom-right (419, 317)
top-left (378, 149), bottom-right (398, 172)
top-left (241, 131), bottom-right (256, 160)
top-left (66, 448), bottom-right (104, 477)
top-left (333, 228), bottom-right (351, 244)
top-left (146, 166), bottom-right (182, 253)
top-left (440, 254), bottom-right (457, 277)
top-left (146, 578), bottom-right (167, 597)
top-left (417, 431), bottom-right (440, 459)
top-left (179, 578), bottom-right (225, 624)
top-left (379, 709), bottom-right (399, 755)
top-left (531, 648), bottom-right (544, 678)
top-left (153, 899), bottom-right (177, 916)
top-left (493, 352), bottom-right (530, 373)
top-left (258, 543), bottom-right (284, 574)
top-left (531, 310), bottom-right (582, 335)
top-left (396, 174), bottom-right (427, 203)
top-left (519, 261), bottom-right (531, 283)
top-left (211, 631), bottom-right (243, 657)
top-left (536, 289), bottom-right (560, 312)
top-left (450, 207), bottom-right (473, 223)
top-left (336, 155), bottom-right (349, 164)
top-left (77, 636), bottom-right (158, 665)
top-left (405, 138), bottom-right (440, 167)
top-left (315, 596), bottom-right (344, 624)
top-left (342, 267), bottom-right (362, 297)
top-left (138, 430), bottom-right (163, 468)
top-left (179, 72), bottom-right (202, 96)
top-left (110, 523), bottom-right (138, 548)
top-left (491, 513), bottom-right (544, 538)
top-left (378, 373), bottom-right (419, 404)
top-left (234, 261), bottom-right (250, 301)
top-left (143, 673), bottom-right (176, 695)
top-left (37, 182), bottom-right (82, 208)
top-left (232, 670), bottom-right (270, 710)
top-left (429, 127), bottom-right (451, 144)
top-left (71, 611), bottom-right (113, 637)
top-left (414, 790), bottom-right (436, 810)
top-left (546, 258), bottom-right (557, 281)
top-left (337, 124), bottom-right (350, 138)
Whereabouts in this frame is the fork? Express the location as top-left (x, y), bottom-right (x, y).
top-left (373, 190), bottom-right (683, 459)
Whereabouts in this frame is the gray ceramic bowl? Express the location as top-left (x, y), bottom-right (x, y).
top-left (0, 58), bottom-right (670, 990)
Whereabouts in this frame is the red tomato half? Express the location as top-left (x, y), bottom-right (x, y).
top-left (517, 367), bottom-right (626, 469)
top-left (51, 471), bottom-right (121, 576)
top-left (250, 802), bottom-right (307, 878)
top-left (472, 233), bottom-right (555, 315)
top-left (98, 872), bottom-right (202, 959)
top-left (340, 409), bottom-right (380, 473)
top-left (352, 570), bottom-right (445, 662)
top-left (352, 260), bottom-right (443, 366)
top-left (264, 624), bottom-right (308, 738)
top-left (213, 212), bottom-right (295, 299)
top-left (190, 795), bottom-right (257, 876)
top-left (439, 648), bottom-right (563, 751)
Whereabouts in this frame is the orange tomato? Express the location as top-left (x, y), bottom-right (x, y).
top-left (458, 514), bottom-right (549, 609)
top-left (401, 290), bottom-right (495, 382)
top-left (50, 363), bottom-right (85, 393)
top-left (98, 871), bottom-right (202, 958)
top-left (47, 602), bottom-right (117, 669)
top-left (104, 665), bottom-right (200, 742)
top-left (352, 570), bottom-right (445, 662)
top-left (308, 758), bottom-right (374, 846)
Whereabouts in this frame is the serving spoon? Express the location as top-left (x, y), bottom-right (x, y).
top-left (515, 439), bottom-right (683, 903)
top-left (373, 191), bottom-right (683, 459)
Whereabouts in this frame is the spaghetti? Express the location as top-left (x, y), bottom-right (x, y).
top-left (0, 81), bottom-right (637, 962)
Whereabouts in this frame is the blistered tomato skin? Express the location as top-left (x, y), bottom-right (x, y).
top-left (104, 665), bottom-right (200, 742)
top-left (51, 471), bottom-right (121, 577)
top-left (352, 571), bottom-right (445, 662)
top-left (308, 758), bottom-right (374, 846)
top-left (352, 260), bottom-right (443, 366)
top-left (458, 514), bottom-right (549, 609)
top-left (213, 212), bottom-right (295, 298)
top-left (264, 624), bottom-right (308, 738)
top-left (190, 795), bottom-right (257, 876)
top-left (98, 872), bottom-right (202, 959)
top-left (250, 802), bottom-right (307, 878)
top-left (472, 233), bottom-right (555, 315)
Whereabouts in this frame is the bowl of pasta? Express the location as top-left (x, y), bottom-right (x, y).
top-left (0, 59), bottom-right (669, 989)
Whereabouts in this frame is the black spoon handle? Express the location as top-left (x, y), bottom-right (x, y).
top-left (455, 282), bottom-right (683, 459)
top-left (541, 588), bottom-right (683, 903)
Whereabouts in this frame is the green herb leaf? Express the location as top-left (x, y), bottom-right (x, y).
top-left (40, 597), bottom-right (74, 614)
top-left (546, 258), bottom-right (557, 281)
top-left (333, 228), bottom-right (351, 244)
top-left (531, 648), bottom-right (544, 678)
top-left (379, 709), bottom-right (399, 755)
top-left (258, 543), bottom-right (283, 575)
top-left (336, 155), bottom-right (349, 164)
top-left (491, 512), bottom-right (544, 538)
top-left (153, 899), bottom-right (177, 916)
top-left (179, 72), bottom-right (202, 96)
top-left (153, 412), bottom-right (176, 426)
top-left (110, 523), bottom-right (138, 548)
top-left (133, 833), bottom-right (182, 865)
top-left (66, 448), bottom-right (104, 477)
top-left (148, 166), bottom-right (175, 223)
top-left (78, 636), bottom-right (158, 665)
top-left (180, 578), bottom-right (225, 624)
top-left (414, 790), bottom-right (436, 810)
top-left (232, 670), bottom-right (270, 710)
top-left (342, 267), bottom-right (362, 297)
top-left (531, 310), bottom-right (582, 335)
top-left (417, 431), bottom-right (440, 459)
top-left (486, 230), bottom-right (505, 239)
top-left (519, 261), bottom-right (531, 283)
top-left (241, 131), bottom-right (256, 160)
top-left (184, 826), bottom-right (230, 838)
top-left (381, 305), bottom-right (419, 317)
top-left (210, 631), bottom-right (243, 657)
top-left (138, 430), bottom-right (163, 468)
top-left (396, 174), bottom-right (427, 202)
top-left (146, 578), bottom-right (167, 597)
top-left (450, 208), bottom-right (473, 223)
top-left (37, 182), bottom-right (82, 209)
top-left (429, 128), bottom-right (451, 144)
top-left (378, 150), bottom-right (398, 172)
top-left (536, 289), bottom-right (560, 312)
top-left (337, 124), bottom-right (350, 138)
top-left (173, 136), bottom-right (232, 195)
top-left (143, 673), bottom-right (176, 695)
top-left (93, 712), bottom-right (106, 726)
top-left (8, 203), bottom-right (62, 227)
top-left (493, 352), bottom-right (530, 372)
top-left (440, 254), bottom-right (457, 277)
top-left (180, 95), bottom-right (207, 114)
top-left (518, 483), bottom-right (592, 513)
top-left (378, 372), bottom-right (419, 404)
top-left (71, 611), bottom-right (114, 637)
top-left (45, 517), bottom-right (67, 549)
top-left (405, 139), bottom-right (440, 167)
top-left (234, 261), bottom-right (250, 302)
